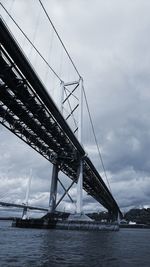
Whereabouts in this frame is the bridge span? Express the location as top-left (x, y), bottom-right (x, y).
top-left (0, 18), bottom-right (121, 218)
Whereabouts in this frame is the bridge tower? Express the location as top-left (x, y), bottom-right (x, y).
top-left (76, 77), bottom-right (83, 215)
top-left (22, 170), bottom-right (32, 219)
top-left (60, 78), bottom-right (84, 216)
top-left (48, 77), bottom-right (84, 216)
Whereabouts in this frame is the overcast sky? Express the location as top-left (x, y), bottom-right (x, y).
top-left (1, 0), bottom-right (150, 216)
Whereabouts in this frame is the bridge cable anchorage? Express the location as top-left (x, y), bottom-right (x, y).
top-left (38, 0), bottom-right (81, 79)
top-left (83, 85), bottom-right (112, 193)
top-left (0, 3), bottom-right (62, 82)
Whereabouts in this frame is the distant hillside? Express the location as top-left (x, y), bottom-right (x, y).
top-left (87, 208), bottom-right (150, 225)
top-left (124, 208), bottom-right (150, 224)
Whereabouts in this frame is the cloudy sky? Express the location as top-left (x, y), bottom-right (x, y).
top-left (1, 0), bottom-right (150, 216)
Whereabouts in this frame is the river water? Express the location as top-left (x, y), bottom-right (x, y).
top-left (0, 220), bottom-right (150, 267)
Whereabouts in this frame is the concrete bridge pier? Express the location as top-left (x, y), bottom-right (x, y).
top-left (108, 210), bottom-right (120, 223)
top-left (48, 163), bottom-right (59, 213)
top-left (22, 206), bottom-right (28, 220)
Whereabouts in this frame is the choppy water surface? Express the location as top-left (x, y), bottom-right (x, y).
top-left (0, 220), bottom-right (150, 267)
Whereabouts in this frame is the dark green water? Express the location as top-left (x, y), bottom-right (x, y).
top-left (0, 220), bottom-right (150, 267)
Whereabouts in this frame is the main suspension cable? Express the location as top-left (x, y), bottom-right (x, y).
top-left (38, 0), bottom-right (81, 79)
top-left (82, 84), bottom-right (112, 193)
top-left (0, 3), bottom-right (62, 82)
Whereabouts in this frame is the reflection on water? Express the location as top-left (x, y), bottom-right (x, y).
top-left (0, 220), bottom-right (150, 267)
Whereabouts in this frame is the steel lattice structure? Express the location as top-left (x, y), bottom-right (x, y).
top-left (0, 18), bottom-right (121, 216)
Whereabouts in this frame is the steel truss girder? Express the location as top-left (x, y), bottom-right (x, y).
top-left (0, 18), bottom-right (121, 216)
top-left (0, 48), bottom-right (79, 178)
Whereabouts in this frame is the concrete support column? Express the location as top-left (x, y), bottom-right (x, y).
top-left (76, 77), bottom-right (83, 214)
top-left (78, 78), bottom-right (83, 144)
top-left (49, 164), bottom-right (59, 213)
top-left (22, 170), bottom-right (32, 220)
top-left (22, 206), bottom-right (28, 220)
top-left (76, 159), bottom-right (83, 214)
top-left (117, 212), bottom-right (121, 224)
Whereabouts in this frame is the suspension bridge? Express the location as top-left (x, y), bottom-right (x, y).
top-left (0, 1), bottom-right (121, 223)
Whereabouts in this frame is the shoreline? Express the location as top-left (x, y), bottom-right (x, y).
top-left (120, 224), bottom-right (150, 229)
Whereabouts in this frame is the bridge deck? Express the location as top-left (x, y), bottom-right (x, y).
top-left (0, 201), bottom-right (48, 212)
top-left (0, 18), bottom-right (121, 215)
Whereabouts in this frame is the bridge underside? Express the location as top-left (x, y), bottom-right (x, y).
top-left (0, 18), bottom-right (121, 216)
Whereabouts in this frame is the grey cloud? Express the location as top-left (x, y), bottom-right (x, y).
top-left (1, 0), bottom-right (150, 214)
